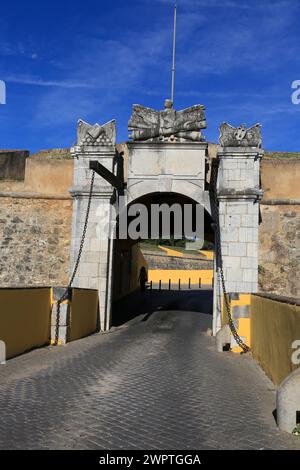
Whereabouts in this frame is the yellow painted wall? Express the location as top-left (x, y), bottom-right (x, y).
top-left (250, 295), bottom-right (300, 385)
top-left (148, 269), bottom-right (213, 285)
top-left (0, 288), bottom-right (51, 359)
top-left (198, 250), bottom-right (214, 260)
top-left (69, 288), bottom-right (99, 342)
top-left (221, 294), bottom-right (251, 354)
top-left (130, 244), bottom-right (148, 291)
top-left (158, 246), bottom-right (184, 257)
top-left (113, 242), bottom-right (148, 301)
top-left (231, 294), bottom-right (251, 353)
top-left (0, 149), bottom-right (73, 197)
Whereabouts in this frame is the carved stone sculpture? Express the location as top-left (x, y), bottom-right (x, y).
top-left (128, 99), bottom-right (206, 142)
top-left (77, 119), bottom-right (116, 147)
top-left (219, 123), bottom-right (262, 148)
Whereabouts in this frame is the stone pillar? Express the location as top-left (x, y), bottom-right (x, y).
top-left (70, 119), bottom-right (116, 331)
top-left (212, 253), bottom-right (222, 336)
top-left (215, 124), bottom-right (263, 345)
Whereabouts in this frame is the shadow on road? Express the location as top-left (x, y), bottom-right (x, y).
top-left (112, 288), bottom-right (213, 326)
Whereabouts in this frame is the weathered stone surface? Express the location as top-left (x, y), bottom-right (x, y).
top-left (219, 123), bottom-right (262, 148)
top-left (259, 204), bottom-right (300, 298)
top-left (0, 150), bottom-right (29, 181)
top-left (128, 100), bottom-right (206, 142)
top-left (277, 368), bottom-right (300, 433)
top-left (217, 144), bottom-right (262, 294)
top-left (0, 197), bottom-right (72, 287)
top-left (76, 119), bottom-right (116, 148)
top-left (142, 249), bottom-right (213, 270)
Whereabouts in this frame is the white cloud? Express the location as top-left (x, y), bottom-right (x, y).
top-left (6, 74), bottom-right (95, 89)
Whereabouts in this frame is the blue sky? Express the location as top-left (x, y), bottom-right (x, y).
top-left (1, 0), bottom-right (300, 152)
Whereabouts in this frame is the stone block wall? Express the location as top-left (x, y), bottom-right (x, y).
top-left (0, 146), bottom-right (298, 301)
top-left (0, 197), bottom-right (72, 286)
top-left (0, 149), bottom-right (73, 287)
top-left (259, 157), bottom-right (300, 299)
top-left (219, 200), bottom-right (259, 293)
top-left (259, 205), bottom-right (300, 298)
top-left (142, 249), bottom-right (213, 270)
top-left (217, 146), bottom-right (263, 294)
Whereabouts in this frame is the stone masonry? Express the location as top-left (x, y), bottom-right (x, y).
top-left (70, 119), bottom-right (117, 331)
top-left (259, 204), bottom-right (300, 298)
top-left (0, 197), bottom-right (72, 287)
top-left (0, 147), bottom-right (298, 304)
top-left (142, 249), bottom-right (213, 270)
top-left (217, 146), bottom-right (263, 294)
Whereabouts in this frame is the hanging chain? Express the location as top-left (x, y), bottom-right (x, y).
top-left (54, 170), bottom-right (96, 345)
top-left (211, 161), bottom-right (250, 354)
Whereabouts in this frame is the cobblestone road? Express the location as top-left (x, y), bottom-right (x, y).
top-left (0, 296), bottom-right (299, 450)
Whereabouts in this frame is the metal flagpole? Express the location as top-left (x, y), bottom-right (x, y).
top-left (171, 4), bottom-right (177, 104)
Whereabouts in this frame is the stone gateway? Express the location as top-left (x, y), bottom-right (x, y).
top-left (69, 100), bottom-right (263, 343)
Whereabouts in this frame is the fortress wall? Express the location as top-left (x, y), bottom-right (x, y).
top-left (259, 157), bottom-right (300, 299)
top-left (0, 148), bottom-right (299, 298)
top-left (0, 149), bottom-right (73, 287)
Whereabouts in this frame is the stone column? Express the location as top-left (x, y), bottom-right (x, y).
top-left (215, 124), bottom-right (263, 345)
top-left (69, 119), bottom-right (116, 331)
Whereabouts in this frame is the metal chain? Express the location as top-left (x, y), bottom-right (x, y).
top-left (211, 161), bottom-right (250, 353)
top-left (54, 170), bottom-right (96, 345)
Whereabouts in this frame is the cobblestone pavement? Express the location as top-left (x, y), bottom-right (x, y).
top-left (0, 298), bottom-right (299, 450)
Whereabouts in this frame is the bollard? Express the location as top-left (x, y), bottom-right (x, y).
top-left (199, 277), bottom-right (201, 289)
top-left (169, 279), bottom-right (171, 291)
top-left (216, 325), bottom-right (231, 353)
top-left (178, 278), bottom-right (181, 290)
top-left (159, 280), bottom-right (161, 291)
top-left (0, 340), bottom-right (6, 365)
top-left (189, 278), bottom-right (191, 289)
top-left (150, 280), bottom-right (152, 291)
top-left (277, 368), bottom-right (300, 433)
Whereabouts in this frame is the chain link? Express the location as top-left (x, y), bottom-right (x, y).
top-left (54, 170), bottom-right (96, 345)
top-left (211, 161), bottom-right (250, 353)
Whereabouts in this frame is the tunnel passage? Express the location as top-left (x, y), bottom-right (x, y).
top-left (111, 191), bottom-right (215, 326)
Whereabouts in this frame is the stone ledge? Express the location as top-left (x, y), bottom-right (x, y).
top-left (261, 199), bottom-right (300, 205)
top-left (0, 191), bottom-right (71, 200)
top-left (217, 188), bottom-right (263, 199)
top-left (255, 292), bottom-right (300, 306)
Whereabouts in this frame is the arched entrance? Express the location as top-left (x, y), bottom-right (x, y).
top-left (111, 191), bottom-right (215, 327)
top-left (68, 102), bottom-right (263, 352)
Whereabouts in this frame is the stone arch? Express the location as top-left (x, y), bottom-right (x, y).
top-left (126, 181), bottom-right (212, 216)
top-left (110, 189), bottom-right (215, 324)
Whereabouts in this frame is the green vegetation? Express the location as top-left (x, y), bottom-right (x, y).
top-left (140, 238), bottom-right (214, 254)
top-left (292, 424), bottom-right (300, 436)
top-left (265, 152), bottom-right (300, 159)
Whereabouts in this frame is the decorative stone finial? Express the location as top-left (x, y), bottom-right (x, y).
top-left (219, 123), bottom-right (262, 148)
top-left (128, 102), bottom-right (206, 143)
top-left (76, 119), bottom-right (116, 147)
top-left (164, 99), bottom-right (173, 109)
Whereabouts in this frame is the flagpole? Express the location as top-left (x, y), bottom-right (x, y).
top-left (171, 4), bottom-right (177, 104)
